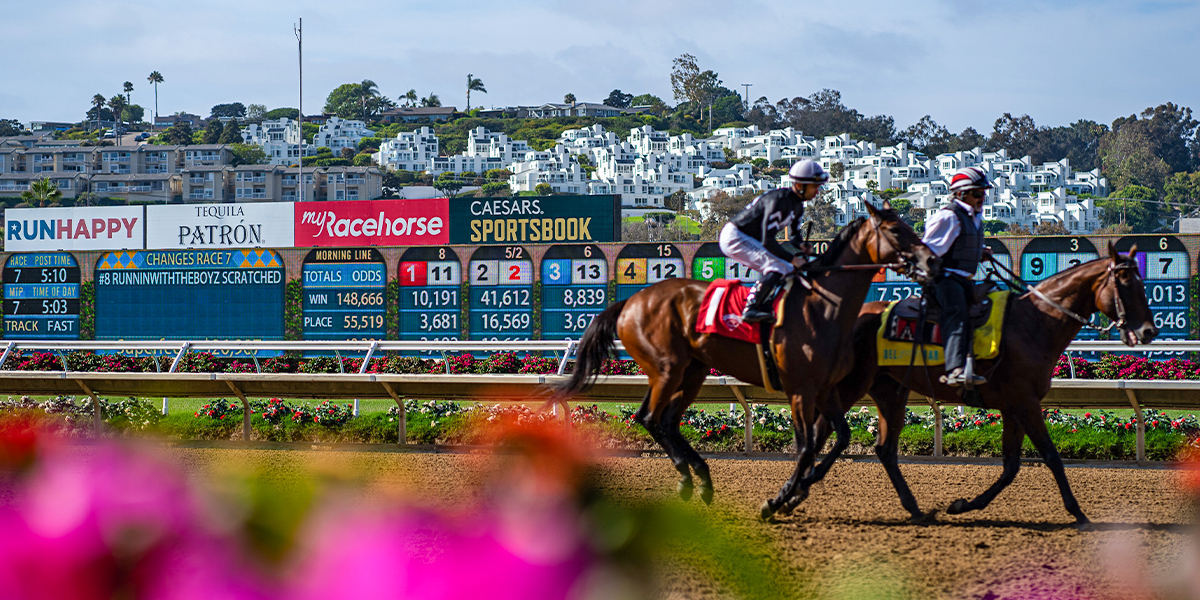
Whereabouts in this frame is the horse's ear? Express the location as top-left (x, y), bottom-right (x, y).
top-left (881, 199), bottom-right (892, 212)
top-left (1127, 243), bottom-right (1138, 260)
top-left (864, 201), bottom-right (880, 219)
top-left (1107, 241), bottom-right (1120, 262)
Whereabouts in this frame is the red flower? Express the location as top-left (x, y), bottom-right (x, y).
top-left (1084, 412), bottom-right (1091, 418)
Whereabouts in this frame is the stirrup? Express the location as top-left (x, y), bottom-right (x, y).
top-left (742, 307), bottom-right (774, 323)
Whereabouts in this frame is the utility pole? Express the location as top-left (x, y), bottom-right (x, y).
top-left (741, 83), bottom-right (752, 110)
top-left (295, 17), bottom-right (303, 203)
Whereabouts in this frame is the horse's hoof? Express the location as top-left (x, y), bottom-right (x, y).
top-left (699, 485), bottom-right (714, 506)
top-left (910, 509), bottom-right (938, 525)
top-left (1075, 518), bottom-right (1094, 532)
top-left (947, 499), bottom-right (970, 515)
top-left (759, 499), bottom-right (777, 522)
top-left (677, 480), bottom-right (694, 501)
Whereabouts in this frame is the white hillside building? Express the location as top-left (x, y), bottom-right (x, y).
top-left (312, 117), bottom-right (374, 153)
top-left (373, 126), bottom-right (439, 172)
top-left (239, 118), bottom-right (312, 166)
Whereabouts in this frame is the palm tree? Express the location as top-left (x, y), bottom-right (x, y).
top-left (147, 71), bottom-right (164, 130)
top-left (404, 89), bottom-right (418, 108)
top-left (357, 79), bottom-right (380, 120)
top-left (123, 81), bottom-right (133, 104)
top-left (564, 93), bottom-right (576, 104)
top-left (466, 74), bottom-right (486, 112)
top-left (108, 95), bottom-right (128, 138)
top-left (91, 94), bottom-right (107, 132)
top-left (21, 178), bottom-right (62, 208)
top-left (421, 93), bottom-right (441, 108)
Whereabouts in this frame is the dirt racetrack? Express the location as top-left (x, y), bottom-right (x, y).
top-left (145, 447), bottom-right (1200, 598)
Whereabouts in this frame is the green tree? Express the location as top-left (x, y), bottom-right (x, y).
top-left (670, 53), bottom-right (721, 130)
top-left (107, 95), bottom-right (128, 135)
top-left (605, 90), bottom-right (633, 109)
top-left (629, 94), bottom-right (668, 115)
top-left (466, 74), bottom-right (486, 112)
top-left (420, 93), bottom-right (441, 108)
top-left (122, 105), bottom-right (144, 124)
top-left (202, 119), bottom-right (223, 144)
top-left (245, 103), bottom-right (267, 124)
top-left (1164, 171), bottom-right (1200, 214)
top-left (264, 108), bottom-right (299, 120)
top-left (664, 190), bottom-right (688, 212)
top-left (1033, 220), bottom-right (1071, 235)
top-left (828, 161), bottom-right (845, 181)
top-left (20, 178), bottom-right (62, 207)
top-left (91, 93), bottom-right (107, 132)
top-left (352, 153), bottom-right (374, 167)
top-left (0, 119), bottom-right (25, 136)
top-left (433, 172), bottom-right (463, 197)
top-left (229, 143), bottom-right (267, 166)
top-left (1099, 123), bottom-right (1170, 191)
top-left (480, 182), bottom-right (509, 196)
top-left (146, 71), bottom-right (163, 130)
top-left (123, 81), bottom-right (133, 104)
top-left (210, 103), bottom-right (246, 119)
top-left (161, 123), bottom-right (193, 146)
top-left (402, 89), bottom-right (418, 108)
top-left (325, 84), bottom-right (361, 118)
top-left (982, 220), bottom-right (1009, 235)
top-left (564, 93), bottom-right (576, 104)
top-left (484, 168), bottom-right (512, 181)
top-left (535, 182), bottom-right (553, 195)
top-left (898, 115), bottom-right (952, 156)
top-left (217, 120), bottom-right (242, 144)
top-left (1097, 185), bottom-right (1156, 232)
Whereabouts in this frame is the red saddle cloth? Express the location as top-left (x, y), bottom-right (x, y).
top-left (695, 279), bottom-right (785, 344)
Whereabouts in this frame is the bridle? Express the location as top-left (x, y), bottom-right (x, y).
top-left (990, 256), bottom-right (1136, 332)
top-left (798, 214), bottom-right (929, 280)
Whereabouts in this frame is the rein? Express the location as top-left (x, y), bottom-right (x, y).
top-left (984, 256), bottom-right (1132, 332)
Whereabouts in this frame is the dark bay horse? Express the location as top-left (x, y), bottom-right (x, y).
top-left (814, 243), bottom-right (1156, 527)
top-left (557, 202), bottom-right (938, 513)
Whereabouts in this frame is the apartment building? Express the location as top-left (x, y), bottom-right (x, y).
top-left (311, 117), bottom-right (374, 153)
top-left (240, 118), bottom-right (312, 166)
top-left (372, 127), bottom-right (439, 172)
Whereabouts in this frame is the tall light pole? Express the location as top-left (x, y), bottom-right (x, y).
top-left (295, 18), bottom-right (303, 203)
top-left (741, 83), bottom-right (752, 110)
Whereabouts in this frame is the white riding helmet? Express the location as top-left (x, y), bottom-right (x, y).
top-left (788, 159), bottom-right (829, 184)
top-left (949, 166), bottom-right (993, 192)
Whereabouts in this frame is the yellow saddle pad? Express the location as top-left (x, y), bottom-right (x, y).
top-left (876, 290), bottom-right (1010, 366)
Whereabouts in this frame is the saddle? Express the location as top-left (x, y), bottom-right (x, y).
top-left (890, 280), bottom-right (998, 329)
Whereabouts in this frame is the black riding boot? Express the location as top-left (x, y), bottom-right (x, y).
top-left (742, 272), bottom-right (783, 323)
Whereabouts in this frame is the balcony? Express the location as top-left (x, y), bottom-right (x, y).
top-left (237, 176), bottom-right (266, 183)
top-left (346, 177), bottom-right (365, 184)
top-left (0, 184), bottom-right (30, 191)
top-left (189, 192), bottom-right (215, 200)
top-left (33, 156), bottom-right (54, 164)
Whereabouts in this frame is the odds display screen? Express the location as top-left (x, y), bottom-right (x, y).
top-left (692, 243), bottom-right (761, 282)
top-left (1020, 236), bottom-right (1105, 352)
top-left (398, 247), bottom-right (463, 350)
top-left (3, 252), bottom-right (80, 339)
top-left (540, 244), bottom-right (608, 340)
top-left (95, 249), bottom-right (285, 340)
top-left (301, 248), bottom-right (386, 340)
top-left (615, 243), bottom-right (684, 301)
top-left (1116, 235), bottom-right (1189, 357)
top-left (468, 246), bottom-right (533, 341)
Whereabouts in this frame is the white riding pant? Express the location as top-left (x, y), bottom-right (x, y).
top-left (718, 223), bottom-right (791, 276)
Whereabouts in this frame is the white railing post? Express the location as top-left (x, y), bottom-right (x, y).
top-left (0, 341), bottom-right (17, 370)
top-left (169, 342), bottom-right (192, 373)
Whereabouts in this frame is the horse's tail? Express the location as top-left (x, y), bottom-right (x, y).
top-left (554, 299), bottom-right (627, 400)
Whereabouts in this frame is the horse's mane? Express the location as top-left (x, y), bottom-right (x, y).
top-left (808, 217), bottom-right (865, 269)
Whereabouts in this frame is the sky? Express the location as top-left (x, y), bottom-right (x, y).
top-left (4, 0), bottom-right (1199, 134)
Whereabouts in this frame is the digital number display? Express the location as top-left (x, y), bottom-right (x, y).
top-left (302, 248), bottom-right (386, 341)
top-left (3, 252), bottom-right (81, 339)
top-left (399, 246), bottom-right (462, 353)
top-left (692, 242), bottom-right (760, 282)
top-left (1117, 236), bottom-right (1190, 358)
top-left (95, 249), bottom-right (285, 343)
top-left (615, 243), bottom-right (684, 301)
top-left (541, 244), bottom-right (608, 340)
top-left (468, 246), bottom-right (533, 341)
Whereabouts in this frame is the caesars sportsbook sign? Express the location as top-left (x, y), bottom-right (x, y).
top-left (448, 195), bottom-right (619, 244)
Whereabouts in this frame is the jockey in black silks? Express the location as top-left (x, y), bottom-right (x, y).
top-left (922, 166), bottom-right (995, 387)
top-left (718, 159), bottom-right (828, 323)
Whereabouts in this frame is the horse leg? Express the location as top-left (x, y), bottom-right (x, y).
top-left (869, 376), bottom-right (925, 521)
top-left (662, 362), bottom-right (716, 504)
top-left (780, 390), bottom-right (851, 514)
top-left (637, 368), bottom-right (693, 500)
top-left (947, 411), bottom-right (1024, 516)
top-left (760, 390), bottom-right (819, 520)
top-left (1010, 403), bottom-right (1090, 527)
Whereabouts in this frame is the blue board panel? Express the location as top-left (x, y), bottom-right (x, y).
top-left (540, 245), bottom-right (608, 342)
top-left (468, 246), bottom-right (533, 342)
top-left (302, 249), bottom-right (386, 343)
top-left (4, 252), bottom-right (81, 339)
top-left (94, 249), bottom-right (285, 343)
top-left (1113, 237), bottom-right (1191, 359)
top-left (1021, 237), bottom-right (1102, 359)
top-left (399, 247), bottom-right (464, 355)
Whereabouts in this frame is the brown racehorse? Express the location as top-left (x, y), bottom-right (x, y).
top-left (556, 202), bottom-right (939, 513)
top-left (811, 243), bottom-right (1157, 527)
